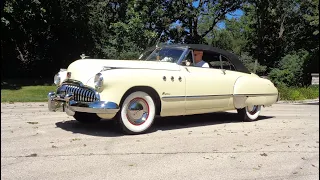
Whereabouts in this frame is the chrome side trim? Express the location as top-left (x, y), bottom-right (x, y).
top-left (185, 94), bottom-right (232, 101)
top-left (162, 94), bottom-right (232, 101)
top-left (162, 93), bottom-right (278, 101)
top-left (100, 66), bottom-right (180, 72)
top-left (162, 96), bottom-right (186, 102)
top-left (233, 93), bottom-right (278, 97)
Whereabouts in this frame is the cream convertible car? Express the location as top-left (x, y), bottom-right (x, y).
top-left (48, 44), bottom-right (279, 134)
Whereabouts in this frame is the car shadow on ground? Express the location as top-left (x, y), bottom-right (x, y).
top-left (55, 112), bottom-right (274, 137)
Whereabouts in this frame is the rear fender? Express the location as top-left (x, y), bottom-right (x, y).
top-left (233, 76), bottom-right (278, 109)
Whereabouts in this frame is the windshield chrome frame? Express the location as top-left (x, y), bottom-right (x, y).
top-left (144, 46), bottom-right (189, 64)
top-left (176, 48), bottom-right (190, 65)
top-left (176, 48), bottom-right (197, 66)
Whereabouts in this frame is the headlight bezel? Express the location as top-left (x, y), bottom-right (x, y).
top-left (53, 74), bottom-right (61, 86)
top-left (53, 69), bottom-right (68, 86)
top-left (94, 72), bottom-right (104, 91)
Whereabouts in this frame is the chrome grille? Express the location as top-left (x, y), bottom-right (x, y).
top-left (59, 84), bottom-right (98, 102)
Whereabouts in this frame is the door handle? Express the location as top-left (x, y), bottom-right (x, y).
top-left (178, 76), bottom-right (182, 82)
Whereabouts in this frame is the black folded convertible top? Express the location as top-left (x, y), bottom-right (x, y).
top-left (161, 44), bottom-right (250, 74)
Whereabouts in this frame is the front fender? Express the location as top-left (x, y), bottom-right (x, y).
top-left (96, 68), bottom-right (185, 116)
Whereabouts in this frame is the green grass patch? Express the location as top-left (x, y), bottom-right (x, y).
top-left (1, 86), bottom-right (56, 102)
top-left (278, 85), bottom-right (319, 101)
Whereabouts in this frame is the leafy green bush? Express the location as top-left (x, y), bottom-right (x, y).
top-left (277, 84), bottom-right (319, 101)
top-left (268, 50), bottom-right (310, 87)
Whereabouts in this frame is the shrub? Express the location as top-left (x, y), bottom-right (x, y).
top-left (268, 50), bottom-right (310, 87)
top-left (268, 69), bottom-right (294, 87)
top-left (277, 84), bottom-right (319, 100)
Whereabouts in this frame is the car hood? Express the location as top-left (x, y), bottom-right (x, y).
top-left (66, 59), bottom-right (181, 85)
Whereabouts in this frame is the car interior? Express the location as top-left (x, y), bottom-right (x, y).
top-left (181, 49), bottom-right (236, 71)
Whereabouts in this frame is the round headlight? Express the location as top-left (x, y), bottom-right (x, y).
top-left (54, 74), bottom-right (61, 86)
top-left (94, 73), bottom-right (103, 90)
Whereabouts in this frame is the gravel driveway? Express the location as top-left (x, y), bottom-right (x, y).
top-left (1, 102), bottom-right (319, 180)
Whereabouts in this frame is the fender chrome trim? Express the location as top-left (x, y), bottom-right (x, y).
top-left (162, 93), bottom-right (278, 101)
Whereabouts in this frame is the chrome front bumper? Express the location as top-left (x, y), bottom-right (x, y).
top-left (48, 92), bottom-right (120, 116)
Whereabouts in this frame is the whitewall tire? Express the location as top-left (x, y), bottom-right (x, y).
top-left (118, 91), bottom-right (156, 134)
top-left (237, 105), bottom-right (262, 121)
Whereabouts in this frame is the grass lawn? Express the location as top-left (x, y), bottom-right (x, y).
top-left (1, 86), bottom-right (56, 102)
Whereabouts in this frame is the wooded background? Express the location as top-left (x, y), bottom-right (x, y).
top-left (1, 0), bottom-right (319, 87)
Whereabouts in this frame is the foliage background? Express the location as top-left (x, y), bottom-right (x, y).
top-left (1, 0), bottom-right (319, 87)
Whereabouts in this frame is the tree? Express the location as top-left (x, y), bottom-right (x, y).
top-left (301, 0), bottom-right (319, 36)
top-left (1, 0), bottom-right (96, 78)
top-left (166, 0), bottom-right (243, 44)
top-left (1, 0), bottom-right (52, 78)
top-left (243, 0), bottom-right (319, 75)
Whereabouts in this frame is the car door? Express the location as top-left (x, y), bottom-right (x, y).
top-left (159, 68), bottom-right (186, 117)
top-left (183, 50), bottom-right (238, 113)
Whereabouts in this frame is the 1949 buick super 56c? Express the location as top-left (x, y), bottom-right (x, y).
top-left (48, 44), bottom-right (279, 134)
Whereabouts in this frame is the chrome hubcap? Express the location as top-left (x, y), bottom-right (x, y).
top-left (247, 105), bottom-right (258, 115)
top-left (126, 98), bottom-right (149, 125)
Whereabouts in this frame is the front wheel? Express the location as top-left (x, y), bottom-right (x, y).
top-left (117, 91), bottom-right (156, 134)
top-left (237, 105), bottom-right (262, 122)
top-left (73, 112), bottom-right (101, 123)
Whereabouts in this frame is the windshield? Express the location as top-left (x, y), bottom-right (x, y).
top-left (143, 47), bottom-right (185, 63)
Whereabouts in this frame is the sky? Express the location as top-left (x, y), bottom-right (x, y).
top-left (218, 9), bottom-right (244, 28)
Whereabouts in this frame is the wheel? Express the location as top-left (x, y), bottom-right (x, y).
top-left (237, 105), bottom-right (262, 121)
top-left (73, 112), bottom-right (101, 123)
top-left (117, 91), bottom-right (156, 134)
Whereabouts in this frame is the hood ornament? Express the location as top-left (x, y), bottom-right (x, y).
top-left (80, 54), bottom-right (89, 59)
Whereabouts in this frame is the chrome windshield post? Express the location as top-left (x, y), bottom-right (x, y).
top-left (176, 48), bottom-right (191, 65)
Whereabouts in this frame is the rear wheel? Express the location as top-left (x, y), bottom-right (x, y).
top-left (117, 91), bottom-right (156, 135)
top-left (73, 112), bottom-right (101, 123)
top-left (237, 105), bottom-right (262, 121)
